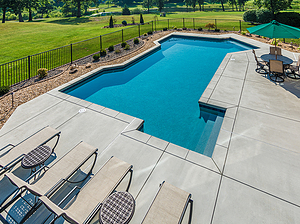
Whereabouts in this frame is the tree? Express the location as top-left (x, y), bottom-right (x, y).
top-left (140, 13), bottom-right (144, 23)
top-left (253, 0), bottom-right (263, 8)
top-left (62, 0), bottom-right (96, 18)
top-left (191, 0), bottom-right (197, 11)
top-left (11, 0), bottom-right (25, 22)
top-left (0, 0), bottom-right (12, 23)
top-left (122, 4), bottom-right (130, 14)
top-left (156, 0), bottom-right (164, 12)
top-left (37, 0), bottom-right (55, 17)
top-left (184, 0), bottom-right (191, 12)
top-left (143, 0), bottom-right (152, 13)
top-left (23, 0), bottom-right (40, 21)
top-left (197, 0), bottom-right (204, 11)
top-left (263, 0), bottom-right (293, 15)
top-left (109, 15), bottom-right (113, 27)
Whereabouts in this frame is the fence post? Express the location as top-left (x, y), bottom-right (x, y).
top-left (28, 55), bottom-right (30, 79)
top-left (239, 20), bottom-right (242, 32)
top-left (138, 24), bottom-right (140, 37)
top-left (70, 44), bottom-right (73, 64)
top-left (183, 18), bottom-right (185, 28)
top-left (100, 35), bottom-right (102, 51)
top-left (215, 19), bottom-right (217, 29)
top-left (168, 19), bottom-right (169, 29)
top-left (155, 19), bottom-right (156, 32)
top-left (193, 18), bottom-right (195, 29)
top-left (152, 21), bottom-right (153, 32)
top-left (122, 29), bottom-right (124, 42)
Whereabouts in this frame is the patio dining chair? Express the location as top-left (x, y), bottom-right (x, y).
top-left (1, 141), bottom-right (98, 223)
top-left (269, 59), bottom-right (285, 82)
top-left (142, 181), bottom-right (193, 224)
top-left (252, 49), bottom-right (268, 74)
top-left (39, 156), bottom-right (133, 224)
top-left (286, 55), bottom-right (300, 79)
top-left (0, 126), bottom-right (61, 176)
top-left (270, 46), bottom-right (282, 56)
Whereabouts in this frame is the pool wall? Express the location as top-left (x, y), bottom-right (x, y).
top-left (58, 32), bottom-right (262, 159)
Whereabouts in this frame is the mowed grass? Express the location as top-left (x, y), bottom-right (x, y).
top-left (0, 12), bottom-right (247, 64)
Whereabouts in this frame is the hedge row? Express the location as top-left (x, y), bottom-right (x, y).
top-left (243, 10), bottom-right (300, 27)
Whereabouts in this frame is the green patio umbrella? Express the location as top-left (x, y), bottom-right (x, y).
top-left (247, 20), bottom-right (300, 58)
top-left (247, 20), bottom-right (300, 39)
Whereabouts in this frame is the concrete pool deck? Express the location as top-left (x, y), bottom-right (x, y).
top-left (1, 33), bottom-right (300, 223)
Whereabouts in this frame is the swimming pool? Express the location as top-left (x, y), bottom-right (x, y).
top-left (63, 35), bottom-right (254, 157)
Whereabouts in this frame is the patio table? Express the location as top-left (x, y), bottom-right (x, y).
top-left (21, 145), bottom-right (52, 173)
top-left (99, 191), bottom-right (135, 224)
top-left (261, 54), bottom-right (293, 65)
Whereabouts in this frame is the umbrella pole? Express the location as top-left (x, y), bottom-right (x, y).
top-left (275, 39), bottom-right (277, 60)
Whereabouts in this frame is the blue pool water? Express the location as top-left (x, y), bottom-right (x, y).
top-left (64, 36), bottom-right (254, 157)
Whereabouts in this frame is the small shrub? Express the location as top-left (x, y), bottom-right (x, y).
top-left (132, 8), bottom-right (142, 14)
top-left (122, 20), bottom-right (127, 26)
top-left (124, 44), bottom-right (130, 50)
top-left (115, 49), bottom-right (121, 54)
top-left (93, 54), bottom-right (100, 61)
top-left (108, 45), bottom-right (114, 51)
top-left (173, 26), bottom-right (177, 30)
top-left (163, 27), bottom-right (167, 31)
top-left (224, 29), bottom-right (227, 32)
top-left (205, 23), bottom-right (215, 30)
top-left (147, 31), bottom-right (153, 35)
top-left (100, 49), bottom-right (107, 57)
top-left (0, 86), bottom-right (10, 96)
top-left (121, 42), bottom-right (127, 48)
top-left (134, 38), bottom-right (139, 44)
top-left (241, 31), bottom-right (247, 35)
top-left (198, 27), bottom-right (202, 31)
top-left (37, 68), bottom-right (48, 79)
top-left (183, 27), bottom-right (187, 30)
top-left (143, 33), bottom-right (147, 36)
top-left (215, 28), bottom-right (220, 32)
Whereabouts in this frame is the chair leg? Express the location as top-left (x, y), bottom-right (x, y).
top-left (126, 169), bottom-right (133, 192)
top-left (269, 72), bottom-right (284, 83)
top-left (286, 71), bottom-right (300, 79)
top-left (188, 199), bottom-right (193, 224)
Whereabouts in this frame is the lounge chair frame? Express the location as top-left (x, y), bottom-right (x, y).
top-left (0, 142), bottom-right (98, 224)
top-left (142, 181), bottom-right (193, 224)
top-left (0, 126), bottom-right (61, 176)
top-left (40, 156), bottom-right (133, 224)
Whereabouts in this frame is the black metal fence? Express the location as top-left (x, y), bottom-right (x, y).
top-left (0, 18), bottom-right (253, 88)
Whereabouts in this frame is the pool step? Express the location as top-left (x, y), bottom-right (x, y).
top-left (194, 113), bottom-right (224, 157)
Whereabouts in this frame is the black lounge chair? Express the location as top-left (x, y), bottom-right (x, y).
top-left (0, 126), bottom-right (60, 176)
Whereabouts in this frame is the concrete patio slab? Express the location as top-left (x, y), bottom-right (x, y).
top-left (225, 133), bottom-right (300, 206)
top-left (212, 177), bottom-right (300, 224)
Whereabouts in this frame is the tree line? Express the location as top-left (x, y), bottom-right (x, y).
top-left (0, 0), bottom-right (294, 23)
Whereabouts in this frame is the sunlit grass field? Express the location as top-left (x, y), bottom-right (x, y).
top-left (1, 5), bottom-right (300, 65)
